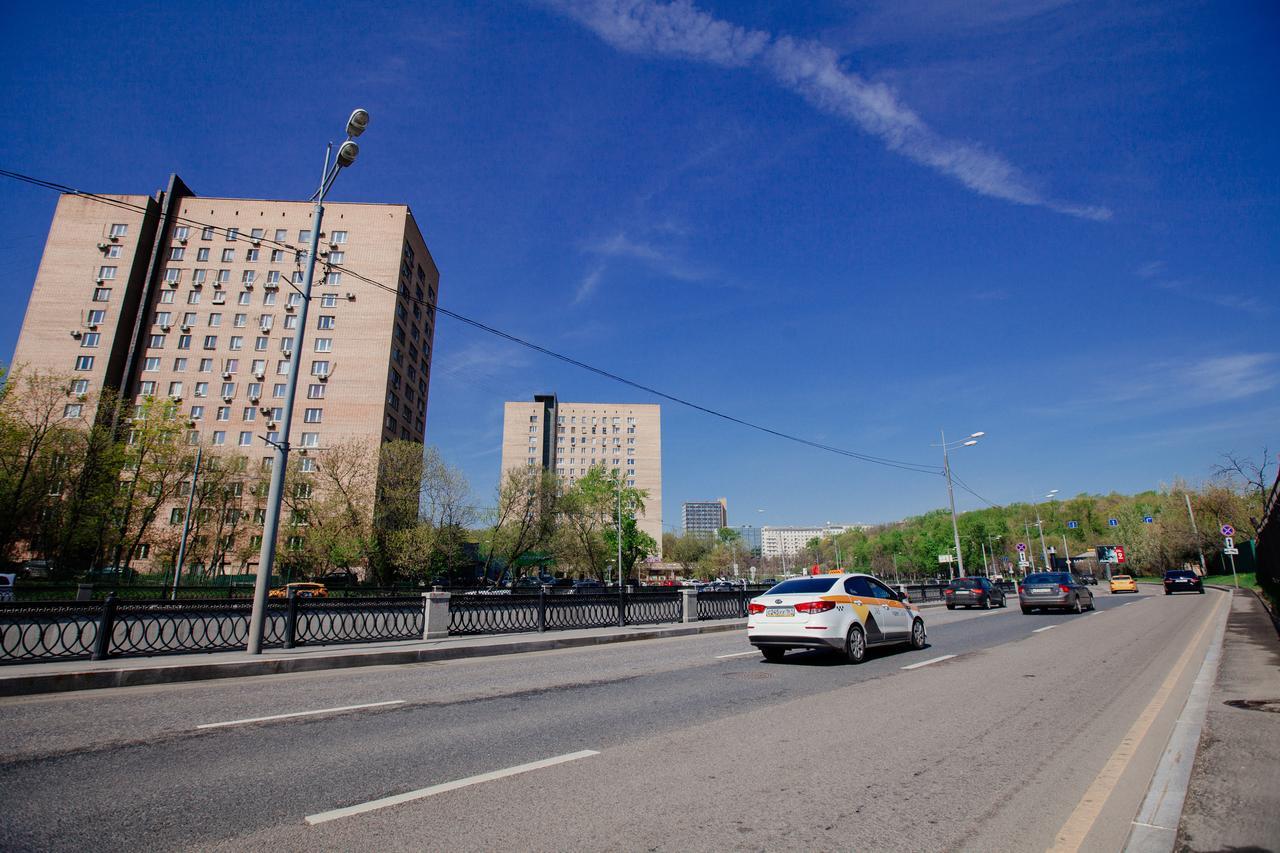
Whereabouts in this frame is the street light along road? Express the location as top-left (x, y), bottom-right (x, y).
top-left (934, 429), bottom-right (984, 579)
top-left (247, 109), bottom-right (370, 656)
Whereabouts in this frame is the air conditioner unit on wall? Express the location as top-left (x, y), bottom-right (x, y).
top-left (97, 241), bottom-right (110, 251)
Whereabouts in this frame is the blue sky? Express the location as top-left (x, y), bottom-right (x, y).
top-left (2, 1), bottom-right (1276, 530)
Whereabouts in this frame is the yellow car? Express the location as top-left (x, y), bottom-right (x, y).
top-left (1109, 575), bottom-right (1138, 594)
top-left (269, 582), bottom-right (328, 599)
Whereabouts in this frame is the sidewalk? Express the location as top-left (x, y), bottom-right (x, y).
top-left (0, 618), bottom-right (749, 698)
top-left (1175, 588), bottom-right (1280, 850)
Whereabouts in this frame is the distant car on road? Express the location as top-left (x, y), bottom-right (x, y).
top-left (1077, 573), bottom-right (1098, 586)
top-left (1109, 575), bottom-right (1138, 594)
top-left (1163, 570), bottom-right (1204, 595)
top-left (1019, 572), bottom-right (1094, 614)
top-left (747, 572), bottom-right (927, 664)
top-left (570, 579), bottom-right (606, 593)
top-left (268, 582), bottom-right (328, 599)
top-left (944, 577), bottom-right (1006, 610)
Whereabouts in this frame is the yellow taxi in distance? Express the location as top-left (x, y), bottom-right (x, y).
top-left (268, 582), bottom-right (328, 599)
top-left (1109, 575), bottom-right (1138, 594)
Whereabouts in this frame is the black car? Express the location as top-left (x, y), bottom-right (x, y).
top-left (1163, 570), bottom-right (1204, 595)
top-left (570, 579), bottom-right (606, 593)
top-left (944, 577), bottom-right (1007, 610)
top-left (1077, 573), bottom-right (1098, 586)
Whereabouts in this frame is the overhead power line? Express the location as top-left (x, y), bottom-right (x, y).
top-left (0, 166), bottom-right (943, 476)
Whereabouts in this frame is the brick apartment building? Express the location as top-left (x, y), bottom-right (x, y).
top-left (9, 174), bottom-right (440, 571)
top-left (500, 395), bottom-right (663, 556)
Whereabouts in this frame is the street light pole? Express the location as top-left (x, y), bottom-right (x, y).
top-left (936, 429), bottom-right (984, 579)
top-left (1184, 492), bottom-right (1207, 574)
top-left (171, 445), bottom-right (202, 600)
top-left (247, 110), bottom-right (368, 655)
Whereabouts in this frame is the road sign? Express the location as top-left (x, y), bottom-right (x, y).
top-left (1224, 536), bottom-right (1234, 549)
top-left (938, 554), bottom-right (954, 563)
top-left (1108, 518), bottom-right (1119, 527)
top-left (1115, 546), bottom-right (1127, 563)
top-left (1018, 559), bottom-right (1029, 568)
top-left (1220, 524), bottom-right (1235, 537)
top-left (1224, 547), bottom-right (1240, 555)
top-left (1016, 542), bottom-right (1027, 552)
top-left (1143, 516), bottom-right (1154, 524)
top-left (1067, 521), bottom-right (1079, 529)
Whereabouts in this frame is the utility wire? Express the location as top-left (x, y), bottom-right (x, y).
top-left (949, 471), bottom-right (998, 508)
top-left (0, 166), bottom-right (943, 476)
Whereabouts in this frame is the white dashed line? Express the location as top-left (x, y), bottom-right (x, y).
top-left (197, 700), bottom-right (405, 730)
top-left (715, 651), bottom-right (759, 659)
top-left (901, 654), bottom-right (957, 670)
top-left (305, 750), bottom-right (600, 824)
top-left (1033, 625), bottom-right (1057, 633)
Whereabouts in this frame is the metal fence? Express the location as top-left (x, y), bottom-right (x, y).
top-left (0, 584), bottom-right (774, 665)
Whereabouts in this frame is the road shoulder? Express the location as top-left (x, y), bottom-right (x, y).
top-left (1174, 589), bottom-right (1280, 851)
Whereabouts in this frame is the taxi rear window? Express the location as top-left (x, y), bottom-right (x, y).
top-left (766, 578), bottom-right (839, 595)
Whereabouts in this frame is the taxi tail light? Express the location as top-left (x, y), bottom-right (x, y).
top-left (794, 601), bottom-right (836, 614)
top-left (747, 602), bottom-right (766, 614)
top-left (1058, 584), bottom-right (1071, 593)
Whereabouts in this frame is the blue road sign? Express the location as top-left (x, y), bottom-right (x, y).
top-left (1143, 516), bottom-right (1154, 524)
top-left (1108, 518), bottom-right (1119, 527)
top-left (1221, 524), bottom-right (1235, 537)
top-left (1067, 521), bottom-right (1079, 529)
top-left (1016, 542), bottom-right (1027, 552)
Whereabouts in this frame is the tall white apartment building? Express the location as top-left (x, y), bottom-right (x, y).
top-left (760, 524), bottom-right (869, 558)
top-left (500, 395), bottom-right (662, 555)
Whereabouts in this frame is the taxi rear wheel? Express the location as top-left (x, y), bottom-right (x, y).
top-left (910, 618), bottom-right (926, 650)
top-left (844, 624), bottom-right (866, 664)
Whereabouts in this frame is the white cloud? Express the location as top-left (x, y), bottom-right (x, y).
top-left (548, 0), bottom-right (1111, 220)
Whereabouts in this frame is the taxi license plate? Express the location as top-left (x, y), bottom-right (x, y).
top-left (765, 607), bottom-right (794, 617)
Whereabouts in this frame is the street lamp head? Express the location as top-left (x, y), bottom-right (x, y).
top-left (336, 140), bottom-right (360, 168)
top-left (969, 431), bottom-right (986, 438)
top-left (962, 440), bottom-right (978, 447)
top-left (345, 108), bottom-right (370, 138)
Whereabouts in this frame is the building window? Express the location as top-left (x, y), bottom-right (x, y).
top-left (187, 290), bottom-right (201, 305)
top-left (243, 270), bottom-right (256, 285)
top-left (272, 383), bottom-right (286, 398)
top-left (93, 288), bottom-right (111, 302)
top-left (331, 230), bottom-right (347, 244)
top-left (303, 408), bottom-right (323, 423)
top-left (229, 336), bottom-right (243, 350)
top-left (245, 248), bottom-right (260, 262)
top-left (220, 382), bottom-right (236, 398)
top-left (263, 291), bottom-right (277, 306)
top-left (63, 403), bottom-right (83, 419)
top-left (314, 338), bottom-right (332, 353)
top-left (300, 432), bottom-right (319, 448)
top-left (270, 249), bottom-right (284, 263)
top-left (325, 271), bottom-right (341, 286)
top-left (284, 315), bottom-right (298, 330)
top-left (217, 269), bottom-right (231, 284)
top-left (221, 248), bottom-right (235, 263)
top-left (226, 227), bottom-right (238, 242)
top-left (203, 335), bottom-right (217, 350)
top-left (169, 247), bottom-right (185, 261)
top-left (109, 223), bottom-right (128, 238)
top-left (299, 229), bottom-right (312, 243)
top-left (168, 381), bottom-right (183, 397)
top-left (311, 360), bottom-right (330, 377)
top-left (212, 431), bottom-right (226, 446)
top-left (194, 382), bottom-right (208, 398)
top-left (274, 228), bottom-right (287, 242)
top-left (159, 289), bottom-right (175, 304)
top-left (307, 384), bottom-right (325, 399)
top-left (143, 357), bottom-right (160, 372)
top-left (234, 313), bottom-right (247, 328)
top-left (98, 266), bottom-right (117, 281)
top-left (317, 315), bottom-right (335, 330)
top-left (196, 247), bottom-right (210, 262)
top-left (242, 406), bottom-right (256, 421)
top-left (276, 360), bottom-right (290, 375)
top-left (190, 405), bottom-right (204, 419)
top-left (320, 293), bottom-right (337, 307)
top-left (146, 334), bottom-right (164, 348)
top-left (266, 270), bottom-right (281, 286)
top-left (238, 431), bottom-right (252, 447)
top-left (81, 332), bottom-right (101, 348)
top-left (211, 290), bottom-right (226, 305)
top-left (200, 226), bottom-right (214, 240)
top-left (329, 250), bottom-right (344, 264)
top-left (71, 379), bottom-right (90, 395)
top-left (238, 291), bottom-right (252, 306)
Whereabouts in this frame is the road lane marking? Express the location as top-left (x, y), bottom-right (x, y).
top-left (1048, 594), bottom-right (1226, 852)
top-left (715, 651), bottom-right (758, 659)
top-left (197, 700), bottom-right (405, 730)
top-left (305, 749), bottom-right (600, 825)
top-left (901, 655), bottom-right (956, 670)
top-left (1032, 625), bottom-right (1057, 633)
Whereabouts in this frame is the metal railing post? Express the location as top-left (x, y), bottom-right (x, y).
top-left (681, 588), bottom-right (697, 623)
top-left (538, 585), bottom-right (548, 632)
top-left (283, 588), bottom-right (299, 649)
top-left (91, 593), bottom-right (118, 661)
top-left (618, 585), bottom-right (628, 627)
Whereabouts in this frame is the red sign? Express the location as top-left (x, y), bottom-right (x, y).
top-left (1115, 546), bottom-right (1127, 563)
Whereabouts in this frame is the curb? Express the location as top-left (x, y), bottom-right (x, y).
top-left (0, 620), bottom-right (747, 698)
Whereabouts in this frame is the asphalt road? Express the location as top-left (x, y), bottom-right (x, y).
top-left (1, 586), bottom-right (1226, 851)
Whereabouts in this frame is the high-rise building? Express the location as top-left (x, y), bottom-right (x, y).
top-left (500, 395), bottom-right (662, 555)
top-left (11, 175), bottom-right (439, 447)
top-left (9, 175), bottom-right (440, 572)
top-left (730, 524), bottom-right (763, 555)
top-left (683, 499), bottom-right (727, 538)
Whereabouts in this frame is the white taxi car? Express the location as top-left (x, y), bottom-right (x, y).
top-left (747, 573), bottom-right (927, 663)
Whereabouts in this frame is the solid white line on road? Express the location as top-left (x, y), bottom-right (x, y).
top-left (1033, 625), bottom-right (1057, 633)
top-left (715, 651), bottom-right (759, 659)
top-left (901, 655), bottom-right (956, 670)
top-left (305, 749), bottom-right (600, 825)
top-left (197, 700), bottom-right (405, 730)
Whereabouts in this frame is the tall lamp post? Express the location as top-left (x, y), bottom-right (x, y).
top-left (933, 429), bottom-right (984, 579)
top-left (247, 109), bottom-right (370, 655)
top-left (1035, 489), bottom-right (1058, 570)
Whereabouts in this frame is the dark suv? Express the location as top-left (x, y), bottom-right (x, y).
top-left (945, 577), bottom-right (1006, 610)
top-left (1163, 570), bottom-right (1204, 595)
